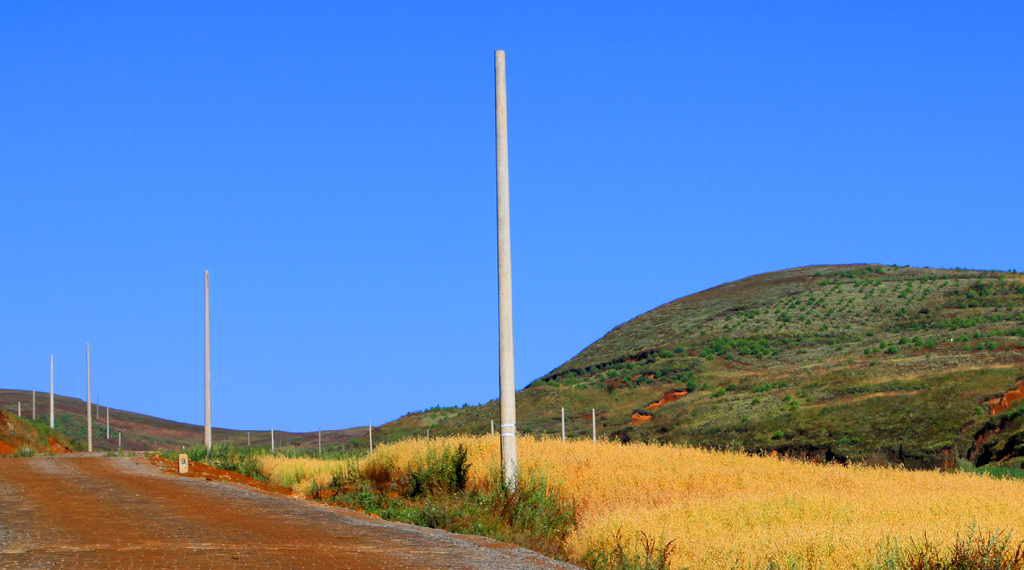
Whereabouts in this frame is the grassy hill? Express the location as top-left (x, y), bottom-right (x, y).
top-left (377, 264), bottom-right (1024, 469)
top-left (0, 390), bottom-right (368, 453)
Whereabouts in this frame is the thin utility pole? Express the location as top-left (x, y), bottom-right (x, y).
top-left (32, 387), bottom-right (36, 420)
top-left (561, 407), bottom-right (565, 441)
top-left (204, 270), bottom-right (212, 451)
top-left (318, 430), bottom-right (322, 456)
top-left (491, 420), bottom-right (494, 435)
top-left (106, 406), bottom-right (110, 439)
top-left (592, 409), bottom-right (597, 445)
top-left (18, 402), bottom-right (21, 417)
top-left (271, 425), bottom-right (275, 452)
top-left (87, 343), bottom-right (92, 453)
top-left (247, 431), bottom-right (250, 447)
top-left (49, 355), bottom-right (54, 429)
top-left (369, 422), bottom-right (373, 454)
top-left (118, 432), bottom-right (121, 450)
top-left (494, 49), bottom-right (518, 490)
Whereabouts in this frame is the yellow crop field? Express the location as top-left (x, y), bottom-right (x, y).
top-left (259, 436), bottom-right (1024, 569)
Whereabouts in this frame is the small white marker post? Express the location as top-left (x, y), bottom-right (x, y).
top-left (271, 425), bottom-right (275, 452)
top-left (178, 453), bottom-right (189, 474)
top-left (369, 422), bottom-right (373, 454)
top-left (592, 409), bottom-right (597, 445)
top-left (491, 420), bottom-right (494, 435)
top-left (118, 432), bottom-right (121, 450)
top-left (426, 429), bottom-right (430, 442)
top-left (18, 402), bottom-right (21, 417)
top-left (561, 407), bottom-right (565, 441)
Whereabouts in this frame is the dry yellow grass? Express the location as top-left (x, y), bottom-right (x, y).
top-left (260, 436), bottom-right (1024, 569)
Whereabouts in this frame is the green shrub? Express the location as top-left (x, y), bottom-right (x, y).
top-left (409, 444), bottom-right (470, 497)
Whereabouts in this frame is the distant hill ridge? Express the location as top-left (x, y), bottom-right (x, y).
top-left (380, 264), bottom-right (1024, 469)
top-left (0, 390), bottom-right (368, 452)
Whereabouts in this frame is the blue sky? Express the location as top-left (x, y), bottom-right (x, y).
top-left (1, 2), bottom-right (1021, 433)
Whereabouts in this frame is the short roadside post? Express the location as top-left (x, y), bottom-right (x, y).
top-left (178, 453), bottom-right (189, 474)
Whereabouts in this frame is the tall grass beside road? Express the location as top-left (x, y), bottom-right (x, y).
top-left (250, 435), bottom-right (1024, 570)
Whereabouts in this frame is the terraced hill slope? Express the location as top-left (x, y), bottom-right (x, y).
top-left (379, 264), bottom-right (1024, 469)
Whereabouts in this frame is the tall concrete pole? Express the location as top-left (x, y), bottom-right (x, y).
top-left (495, 49), bottom-right (518, 490)
top-left (18, 402), bottom-right (21, 417)
top-left (271, 425), bottom-right (274, 452)
top-left (106, 406), bottom-right (110, 439)
top-left (369, 422), bottom-right (373, 454)
top-left (87, 343), bottom-right (92, 453)
top-left (204, 270), bottom-right (212, 451)
top-left (32, 387), bottom-right (36, 420)
top-left (561, 407), bottom-right (565, 441)
top-left (49, 355), bottom-right (54, 429)
top-left (318, 430), bottom-right (322, 456)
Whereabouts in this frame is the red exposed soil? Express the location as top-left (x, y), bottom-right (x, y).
top-left (647, 389), bottom-right (688, 411)
top-left (629, 413), bottom-right (652, 425)
top-left (0, 441), bottom-right (15, 455)
top-left (45, 436), bottom-right (69, 454)
top-left (987, 377), bottom-right (1024, 416)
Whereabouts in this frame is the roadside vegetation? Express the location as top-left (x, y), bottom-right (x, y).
top-left (188, 435), bottom-right (1024, 570)
top-left (0, 410), bottom-right (72, 455)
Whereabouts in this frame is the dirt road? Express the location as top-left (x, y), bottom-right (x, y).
top-left (0, 456), bottom-right (577, 569)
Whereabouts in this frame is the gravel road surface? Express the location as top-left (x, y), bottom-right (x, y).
top-left (0, 456), bottom-right (579, 569)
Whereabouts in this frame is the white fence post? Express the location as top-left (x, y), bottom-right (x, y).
top-left (49, 355), bottom-right (54, 429)
top-left (592, 409), bottom-right (597, 445)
